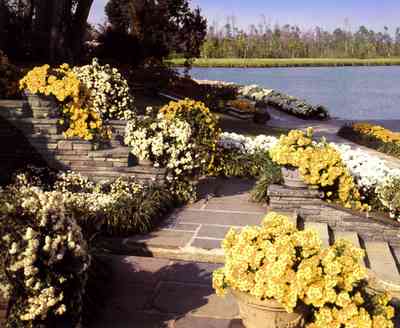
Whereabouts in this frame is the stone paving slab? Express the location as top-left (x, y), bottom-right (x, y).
top-left (125, 230), bottom-right (194, 249)
top-left (89, 255), bottom-right (241, 328)
top-left (173, 316), bottom-right (244, 328)
top-left (173, 209), bottom-right (265, 226)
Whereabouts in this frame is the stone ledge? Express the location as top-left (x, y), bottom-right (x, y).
top-left (268, 184), bottom-right (323, 199)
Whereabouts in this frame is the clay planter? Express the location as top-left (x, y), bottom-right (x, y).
top-left (281, 167), bottom-right (308, 188)
top-left (231, 290), bottom-right (306, 328)
top-left (25, 91), bottom-right (59, 119)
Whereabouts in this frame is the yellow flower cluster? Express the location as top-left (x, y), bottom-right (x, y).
top-left (19, 64), bottom-right (81, 103)
top-left (353, 123), bottom-right (400, 144)
top-left (270, 129), bottom-right (366, 209)
top-left (213, 212), bottom-right (394, 328)
top-left (226, 99), bottom-right (256, 113)
top-left (160, 99), bottom-right (221, 171)
top-left (20, 64), bottom-right (111, 142)
top-left (62, 103), bottom-right (111, 141)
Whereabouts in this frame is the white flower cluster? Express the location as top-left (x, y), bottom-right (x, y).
top-left (333, 143), bottom-right (400, 220)
top-left (333, 144), bottom-right (392, 190)
top-left (376, 174), bottom-right (400, 220)
top-left (125, 110), bottom-right (196, 177)
top-left (218, 132), bottom-right (278, 155)
top-left (73, 58), bottom-right (135, 120)
top-left (239, 84), bottom-right (273, 102)
top-left (1, 186), bottom-right (89, 324)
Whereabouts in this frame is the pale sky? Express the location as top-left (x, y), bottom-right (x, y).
top-left (88, 0), bottom-right (400, 33)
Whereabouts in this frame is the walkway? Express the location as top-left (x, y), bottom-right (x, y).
top-left (89, 255), bottom-right (243, 328)
top-left (267, 107), bottom-right (400, 169)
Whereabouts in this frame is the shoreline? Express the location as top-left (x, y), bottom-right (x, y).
top-left (169, 58), bottom-right (400, 68)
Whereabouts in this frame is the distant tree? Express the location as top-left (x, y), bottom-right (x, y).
top-left (99, 0), bottom-right (207, 66)
top-left (197, 16), bottom-right (400, 60)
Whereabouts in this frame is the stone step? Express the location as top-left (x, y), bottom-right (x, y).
top-left (364, 241), bottom-right (400, 287)
top-left (304, 221), bottom-right (330, 247)
top-left (334, 231), bottom-right (361, 248)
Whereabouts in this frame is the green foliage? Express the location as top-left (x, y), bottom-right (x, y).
top-left (197, 24), bottom-right (400, 60)
top-left (100, 0), bottom-right (207, 66)
top-left (0, 178), bottom-right (90, 327)
top-left (102, 184), bottom-right (175, 236)
top-left (168, 57), bottom-right (400, 67)
top-left (338, 125), bottom-right (400, 160)
top-left (250, 166), bottom-right (282, 203)
top-left (376, 175), bottom-right (400, 220)
top-left (0, 60), bottom-right (22, 99)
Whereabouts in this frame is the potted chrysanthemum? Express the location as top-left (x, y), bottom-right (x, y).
top-left (213, 212), bottom-right (395, 328)
top-left (269, 128), bottom-right (315, 188)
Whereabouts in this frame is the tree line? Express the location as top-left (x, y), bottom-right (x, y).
top-left (0, 0), bottom-right (206, 65)
top-left (201, 18), bottom-right (400, 59)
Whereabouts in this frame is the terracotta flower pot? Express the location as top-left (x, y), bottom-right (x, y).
top-left (25, 91), bottom-right (59, 119)
top-left (281, 167), bottom-right (308, 188)
top-left (231, 290), bottom-right (307, 328)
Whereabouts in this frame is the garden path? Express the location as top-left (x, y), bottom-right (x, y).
top-left (94, 177), bottom-right (400, 327)
top-left (89, 255), bottom-right (244, 327)
top-left (102, 177), bottom-right (400, 296)
top-left (266, 107), bottom-right (400, 170)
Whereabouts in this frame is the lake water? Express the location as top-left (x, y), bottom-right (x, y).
top-left (184, 66), bottom-right (400, 120)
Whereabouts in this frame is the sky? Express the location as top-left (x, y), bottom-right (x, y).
top-left (88, 0), bottom-right (400, 33)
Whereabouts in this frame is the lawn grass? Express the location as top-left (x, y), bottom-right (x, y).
top-left (168, 58), bottom-right (400, 68)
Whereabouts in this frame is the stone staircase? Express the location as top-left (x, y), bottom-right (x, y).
top-left (101, 177), bottom-right (400, 296)
top-left (288, 214), bottom-right (400, 295)
top-left (0, 100), bottom-right (166, 184)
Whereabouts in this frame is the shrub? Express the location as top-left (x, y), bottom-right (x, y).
top-left (0, 183), bottom-right (90, 327)
top-left (125, 100), bottom-right (220, 202)
top-left (376, 175), bottom-right (400, 221)
top-left (73, 58), bottom-right (135, 120)
top-left (0, 55), bottom-right (22, 99)
top-left (213, 212), bottom-right (394, 328)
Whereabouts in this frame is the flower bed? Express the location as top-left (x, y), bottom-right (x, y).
top-left (213, 212), bottom-right (395, 328)
top-left (19, 59), bottom-right (135, 142)
top-left (333, 143), bottom-right (400, 221)
top-left (0, 168), bottom-right (175, 326)
top-left (338, 123), bottom-right (400, 159)
top-left (244, 127), bottom-right (400, 221)
top-left (226, 99), bottom-right (257, 113)
top-left (239, 84), bottom-right (329, 119)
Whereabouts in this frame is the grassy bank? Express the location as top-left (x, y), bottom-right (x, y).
top-left (168, 58), bottom-right (400, 68)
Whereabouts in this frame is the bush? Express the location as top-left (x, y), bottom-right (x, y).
top-left (338, 125), bottom-right (400, 159)
top-left (376, 175), bottom-right (400, 221)
top-left (125, 99), bottom-right (220, 202)
top-left (0, 51), bottom-right (22, 99)
top-left (0, 182), bottom-right (90, 327)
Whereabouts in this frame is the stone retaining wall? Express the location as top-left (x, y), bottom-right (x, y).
top-left (0, 100), bottom-right (166, 184)
top-left (0, 296), bottom-right (8, 326)
top-left (268, 184), bottom-right (400, 247)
